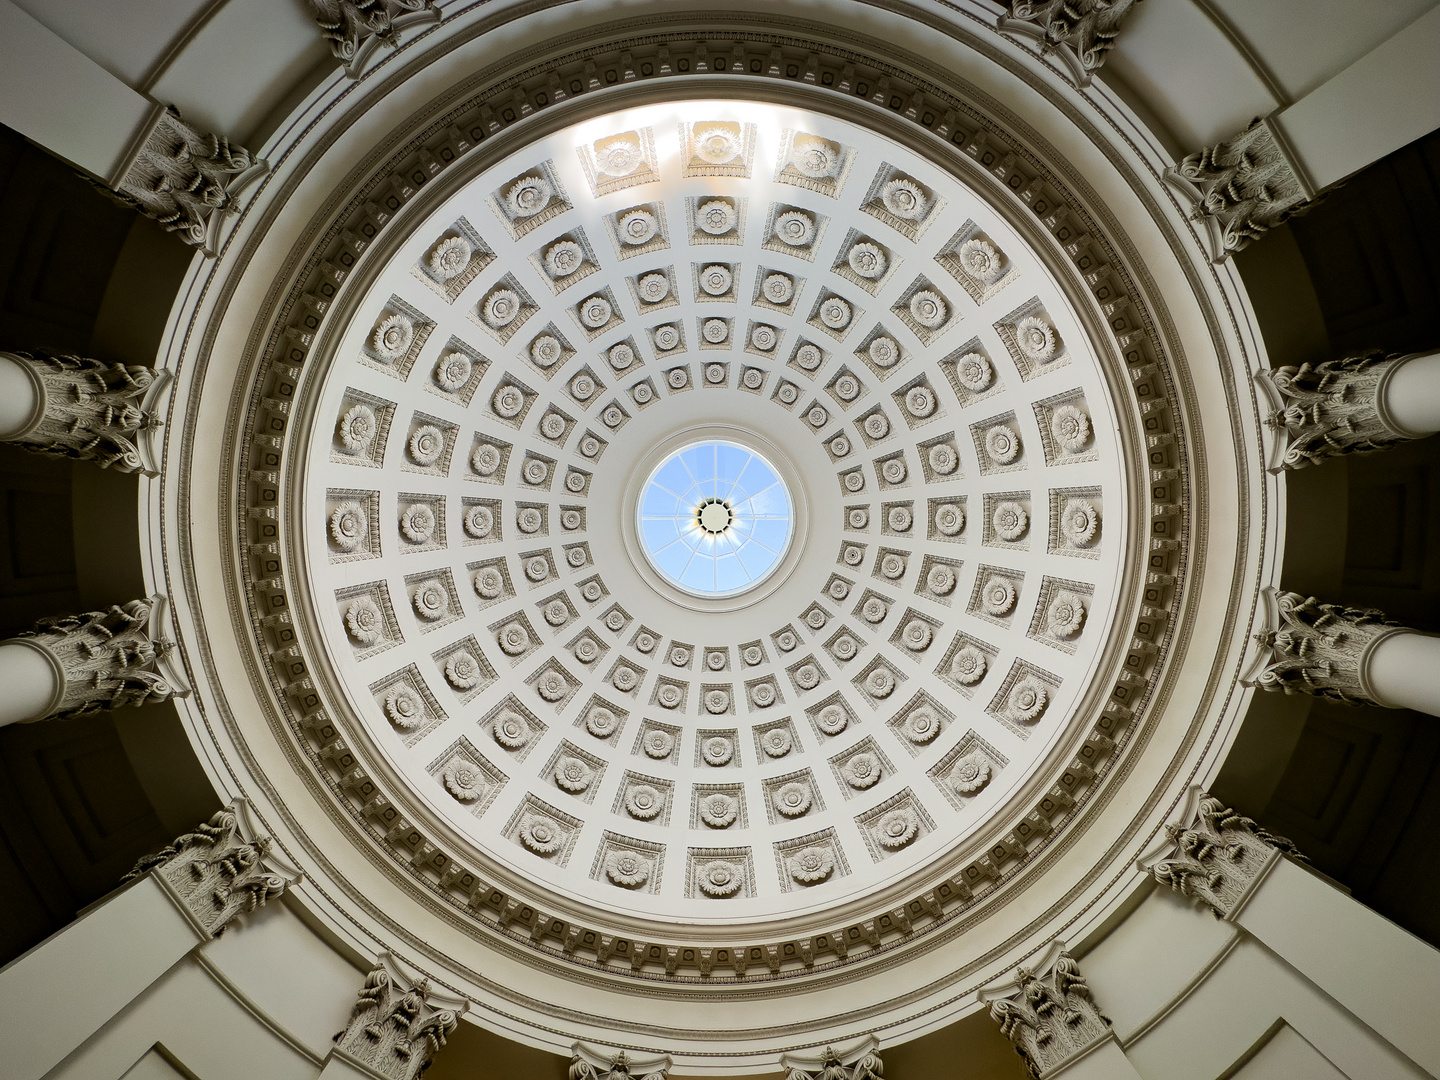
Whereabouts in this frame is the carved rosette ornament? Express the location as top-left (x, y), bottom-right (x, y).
top-left (335, 956), bottom-right (464, 1080)
top-left (781, 1037), bottom-right (883, 1080)
top-left (986, 951), bottom-right (1108, 1078)
top-left (122, 804), bottom-right (297, 936)
top-left (1147, 794), bottom-right (1304, 919)
top-left (999, 0), bottom-right (1144, 76)
top-left (1167, 117), bottom-right (1315, 260)
top-left (1253, 591), bottom-right (1399, 705)
top-left (1265, 351), bottom-right (1430, 469)
top-left (4, 598), bottom-right (173, 720)
top-left (0, 350), bottom-right (160, 473)
top-left (570, 1042), bottom-right (671, 1080)
top-left (108, 106), bottom-right (254, 253)
top-left (309, 0), bottom-right (440, 69)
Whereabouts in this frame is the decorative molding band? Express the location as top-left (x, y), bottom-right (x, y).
top-left (333, 953), bottom-right (466, 1080)
top-left (996, 0), bottom-right (1145, 85)
top-left (124, 799), bottom-right (302, 937)
top-left (980, 944), bottom-right (1109, 1078)
top-left (780, 1035), bottom-right (883, 1079)
top-left (1251, 590), bottom-right (1399, 706)
top-left (0, 349), bottom-right (166, 474)
top-left (1164, 116), bottom-right (1315, 262)
top-left (1263, 350), bottom-right (1433, 470)
top-left (571, 1041), bottom-right (672, 1080)
top-left (1143, 791), bottom-right (1303, 919)
top-left (104, 105), bottom-right (266, 257)
top-left (3, 596), bottom-right (175, 720)
top-left (227, 22), bottom-right (1189, 982)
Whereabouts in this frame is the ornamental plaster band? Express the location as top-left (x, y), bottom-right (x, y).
top-left (146, 10), bottom-right (1274, 1064)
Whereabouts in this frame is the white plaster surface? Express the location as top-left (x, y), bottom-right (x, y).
top-left (0, 876), bottom-right (201, 1080)
top-left (1077, 884), bottom-right (1237, 1040)
top-left (0, 641), bottom-right (59, 725)
top-left (0, 352), bottom-right (39, 439)
top-left (198, 902), bottom-right (364, 1058)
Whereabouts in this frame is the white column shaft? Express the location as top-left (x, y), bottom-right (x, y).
top-left (1382, 351), bottom-right (1440, 437)
top-left (0, 353), bottom-right (40, 439)
top-left (1366, 630), bottom-right (1440, 716)
top-left (0, 641), bottom-right (60, 726)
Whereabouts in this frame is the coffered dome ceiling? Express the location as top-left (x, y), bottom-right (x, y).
top-left (149, 7), bottom-right (1279, 1069)
top-left (306, 98), bottom-right (1127, 924)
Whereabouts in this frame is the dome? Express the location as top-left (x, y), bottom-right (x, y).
top-left (144, 9), bottom-right (1278, 1070)
top-left (302, 99), bottom-right (1130, 927)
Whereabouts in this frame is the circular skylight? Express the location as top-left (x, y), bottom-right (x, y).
top-left (637, 440), bottom-right (794, 597)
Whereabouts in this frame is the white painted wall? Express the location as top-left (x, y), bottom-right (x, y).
top-left (6, 842), bottom-right (1438, 1079)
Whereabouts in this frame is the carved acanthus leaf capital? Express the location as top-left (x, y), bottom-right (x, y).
top-left (1253, 591), bottom-right (1398, 705)
top-left (1265, 350), bottom-right (1427, 469)
top-left (569, 1044), bottom-right (670, 1080)
top-left (308, 0), bottom-right (440, 74)
top-left (107, 105), bottom-right (254, 253)
top-left (8, 597), bottom-right (173, 719)
top-left (1146, 792), bottom-right (1304, 918)
top-left (1166, 117), bottom-right (1315, 260)
top-left (0, 349), bottom-right (161, 473)
top-left (1000, 0), bottom-right (1144, 78)
top-left (337, 955), bottom-right (466, 1080)
top-left (123, 800), bottom-right (299, 936)
top-left (982, 948), bottom-right (1108, 1077)
top-left (780, 1036), bottom-right (883, 1080)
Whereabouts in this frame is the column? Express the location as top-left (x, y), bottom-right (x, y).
top-left (1148, 792), bottom-right (1440, 1076)
top-left (778, 1037), bottom-right (880, 1080)
top-left (980, 945), bottom-right (1142, 1078)
top-left (1266, 349), bottom-right (1440, 469)
top-left (0, 597), bottom-right (173, 726)
top-left (0, 349), bottom-right (161, 473)
top-left (0, 801), bottom-right (297, 1080)
top-left (1166, 6), bottom-right (1440, 260)
top-left (572, 1043), bottom-right (673, 1079)
top-left (0, 351), bottom-right (42, 439)
top-left (321, 954), bottom-right (466, 1080)
top-left (996, 0), bottom-right (1146, 81)
top-left (0, 0), bottom-right (154, 179)
top-left (1363, 631), bottom-right (1440, 715)
top-left (1251, 591), bottom-right (1439, 716)
top-left (0, 3), bottom-right (254, 253)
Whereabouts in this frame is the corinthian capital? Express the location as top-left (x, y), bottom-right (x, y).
top-left (123, 801), bottom-right (299, 936)
top-left (335, 955), bottom-right (465, 1080)
top-left (0, 349), bottom-right (162, 473)
top-left (1252, 591), bottom-right (1399, 705)
top-left (4, 597), bottom-right (174, 721)
top-left (570, 1043), bottom-right (671, 1080)
top-left (1265, 351), bottom-right (1429, 469)
top-left (308, 0), bottom-right (440, 75)
top-left (1145, 792), bottom-right (1304, 918)
top-left (982, 947), bottom-right (1109, 1077)
top-left (999, 0), bottom-right (1145, 80)
top-left (107, 106), bottom-right (255, 254)
top-left (1166, 117), bottom-right (1315, 260)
